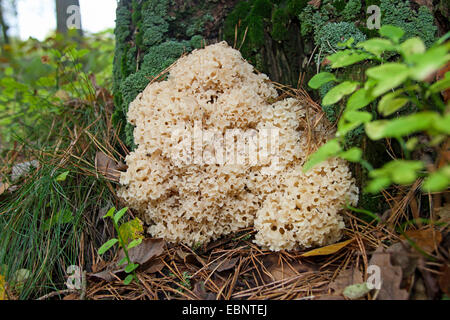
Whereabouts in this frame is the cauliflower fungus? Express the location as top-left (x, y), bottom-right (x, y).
top-left (118, 42), bottom-right (359, 251)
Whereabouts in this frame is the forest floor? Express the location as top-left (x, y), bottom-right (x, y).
top-left (0, 32), bottom-right (449, 300)
top-left (0, 79), bottom-right (448, 301)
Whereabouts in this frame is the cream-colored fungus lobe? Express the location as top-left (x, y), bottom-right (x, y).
top-left (118, 42), bottom-right (358, 251)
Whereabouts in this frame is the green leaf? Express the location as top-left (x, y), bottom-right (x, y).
top-left (327, 50), bottom-right (373, 68)
top-left (366, 63), bottom-right (410, 97)
top-left (357, 38), bottom-right (395, 56)
top-left (12, 269), bottom-right (31, 293)
top-left (365, 176), bottom-right (392, 194)
top-left (366, 160), bottom-right (424, 194)
top-left (343, 110), bottom-right (373, 123)
top-left (432, 113), bottom-right (450, 135)
top-left (118, 257), bottom-right (128, 267)
top-left (378, 92), bottom-right (409, 116)
top-left (366, 63), bottom-right (408, 80)
top-left (409, 46), bottom-right (450, 81)
top-left (308, 72), bottom-right (337, 89)
top-left (125, 263), bottom-right (139, 274)
top-left (390, 163), bottom-right (423, 185)
top-left (429, 78), bottom-right (450, 94)
top-left (370, 160), bottom-right (424, 185)
top-left (380, 25), bottom-right (404, 43)
top-left (338, 111), bottom-right (372, 137)
top-left (365, 112), bottom-right (437, 140)
top-left (55, 171), bottom-right (70, 182)
top-left (339, 148), bottom-right (363, 162)
top-left (127, 238), bottom-right (143, 250)
top-left (400, 37), bottom-right (426, 57)
top-left (104, 207), bottom-right (115, 219)
top-left (123, 274), bottom-right (134, 285)
top-left (405, 137), bottom-right (419, 151)
top-left (337, 121), bottom-right (362, 137)
top-left (98, 239), bottom-right (119, 255)
top-left (322, 81), bottom-right (359, 106)
top-left (364, 121), bottom-right (389, 140)
top-left (113, 207), bottom-right (128, 224)
top-left (436, 31), bottom-right (450, 46)
top-left (364, 78), bottom-right (378, 90)
top-left (337, 37), bottom-right (355, 49)
top-left (118, 218), bottom-right (144, 246)
top-left (303, 139), bottom-right (342, 172)
top-left (346, 89), bottom-right (376, 111)
top-left (42, 209), bottom-right (74, 231)
top-left (422, 169), bottom-right (450, 193)
top-left (343, 283), bottom-right (371, 300)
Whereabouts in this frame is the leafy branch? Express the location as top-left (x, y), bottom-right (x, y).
top-left (305, 25), bottom-right (450, 194)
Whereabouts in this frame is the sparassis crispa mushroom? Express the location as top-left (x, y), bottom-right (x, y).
top-left (118, 42), bottom-right (358, 251)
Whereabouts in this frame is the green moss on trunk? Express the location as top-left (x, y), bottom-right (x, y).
top-left (113, 0), bottom-right (238, 147)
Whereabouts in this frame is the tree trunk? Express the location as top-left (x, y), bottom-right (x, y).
top-left (112, 0), bottom-right (308, 147)
top-left (0, 0), bottom-right (10, 44)
top-left (112, 0), bottom-right (240, 147)
top-left (55, 0), bottom-right (82, 35)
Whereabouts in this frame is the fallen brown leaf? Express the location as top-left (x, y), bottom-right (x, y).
top-left (369, 247), bottom-right (409, 300)
top-left (176, 250), bottom-right (206, 267)
top-left (439, 263), bottom-right (450, 295)
top-left (401, 228), bottom-right (442, 254)
top-left (411, 278), bottom-right (428, 300)
top-left (90, 238), bottom-right (166, 282)
top-left (208, 256), bottom-right (239, 273)
top-left (308, 0), bottom-right (321, 9)
top-left (386, 241), bottom-right (418, 278)
top-left (118, 238), bottom-right (166, 268)
top-left (63, 293), bottom-right (80, 300)
top-left (262, 254), bottom-right (314, 282)
top-left (145, 258), bottom-right (165, 274)
top-left (436, 204), bottom-right (450, 224)
top-left (418, 258), bottom-right (440, 299)
top-left (95, 152), bottom-right (122, 182)
top-left (330, 267), bottom-right (364, 296)
top-left (191, 281), bottom-right (216, 300)
top-left (0, 182), bottom-right (9, 196)
top-left (89, 268), bottom-right (120, 282)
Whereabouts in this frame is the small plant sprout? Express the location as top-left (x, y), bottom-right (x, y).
top-left (98, 207), bottom-right (143, 285)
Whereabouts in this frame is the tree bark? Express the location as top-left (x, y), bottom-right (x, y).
top-left (55, 0), bottom-right (82, 35)
top-left (0, 0), bottom-right (10, 44)
top-left (112, 0), bottom-right (308, 147)
top-left (112, 0), bottom-right (240, 147)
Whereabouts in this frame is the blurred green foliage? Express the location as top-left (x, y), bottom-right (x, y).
top-left (0, 29), bottom-right (117, 299)
top-left (0, 29), bottom-right (114, 146)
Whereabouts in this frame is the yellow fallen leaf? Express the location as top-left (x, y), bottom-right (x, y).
top-left (301, 239), bottom-right (354, 257)
top-left (0, 274), bottom-right (7, 300)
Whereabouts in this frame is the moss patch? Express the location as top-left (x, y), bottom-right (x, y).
top-left (113, 0), bottom-right (228, 148)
